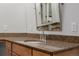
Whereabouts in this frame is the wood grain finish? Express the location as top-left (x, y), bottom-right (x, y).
top-left (12, 52), bottom-right (18, 56)
top-left (33, 49), bottom-right (50, 56)
top-left (1, 33), bottom-right (79, 56)
top-left (5, 41), bottom-right (12, 56)
top-left (53, 47), bottom-right (79, 56)
top-left (5, 39), bottom-right (79, 56)
top-left (6, 49), bottom-right (11, 56)
top-left (6, 41), bottom-right (11, 50)
top-left (12, 43), bottom-right (32, 56)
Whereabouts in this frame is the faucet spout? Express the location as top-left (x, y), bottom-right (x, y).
top-left (40, 31), bottom-right (47, 44)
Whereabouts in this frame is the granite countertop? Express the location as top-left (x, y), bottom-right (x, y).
top-left (0, 37), bottom-right (79, 53)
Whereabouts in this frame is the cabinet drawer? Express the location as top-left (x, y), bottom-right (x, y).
top-left (6, 49), bottom-right (11, 56)
top-left (6, 41), bottom-right (11, 50)
top-left (33, 50), bottom-right (50, 56)
top-left (12, 52), bottom-right (18, 56)
top-left (53, 47), bottom-right (79, 56)
top-left (12, 43), bottom-right (32, 56)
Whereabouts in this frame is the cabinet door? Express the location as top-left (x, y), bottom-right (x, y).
top-left (6, 49), bottom-right (11, 56)
top-left (53, 47), bottom-right (79, 56)
top-left (5, 41), bottom-right (12, 56)
top-left (12, 52), bottom-right (18, 56)
top-left (6, 41), bottom-right (11, 50)
top-left (33, 49), bottom-right (50, 56)
top-left (0, 41), bottom-right (6, 56)
top-left (12, 43), bottom-right (32, 56)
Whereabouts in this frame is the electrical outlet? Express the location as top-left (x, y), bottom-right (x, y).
top-left (71, 23), bottom-right (77, 32)
top-left (3, 25), bottom-right (8, 31)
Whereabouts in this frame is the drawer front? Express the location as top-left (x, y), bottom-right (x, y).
top-left (53, 47), bottom-right (79, 56)
top-left (12, 52), bottom-right (18, 56)
top-left (12, 43), bottom-right (32, 56)
top-left (6, 49), bottom-right (11, 56)
top-left (33, 50), bottom-right (50, 56)
top-left (6, 41), bottom-right (11, 50)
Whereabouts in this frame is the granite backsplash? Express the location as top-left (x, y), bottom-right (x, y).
top-left (0, 33), bottom-right (79, 43)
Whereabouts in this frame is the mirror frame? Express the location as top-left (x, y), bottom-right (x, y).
top-left (35, 3), bottom-right (63, 31)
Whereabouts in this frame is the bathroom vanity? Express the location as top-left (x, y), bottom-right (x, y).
top-left (0, 37), bottom-right (78, 56)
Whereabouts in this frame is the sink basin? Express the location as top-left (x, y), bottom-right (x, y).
top-left (24, 40), bottom-right (44, 44)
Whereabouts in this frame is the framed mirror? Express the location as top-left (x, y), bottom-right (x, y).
top-left (35, 3), bottom-right (62, 31)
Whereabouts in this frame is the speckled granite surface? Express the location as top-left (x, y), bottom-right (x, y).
top-left (0, 37), bottom-right (79, 53)
top-left (0, 33), bottom-right (79, 43)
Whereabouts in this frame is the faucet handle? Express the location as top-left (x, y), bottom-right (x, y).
top-left (40, 34), bottom-right (47, 44)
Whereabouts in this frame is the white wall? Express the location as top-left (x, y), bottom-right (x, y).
top-left (25, 3), bottom-right (41, 34)
top-left (25, 3), bottom-right (79, 36)
top-left (0, 3), bottom-right (79, 36)
top-left (0, 3), bottom-right (27, 33)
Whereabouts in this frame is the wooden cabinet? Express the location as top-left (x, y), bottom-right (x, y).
top-left (33, 49), bottom-right (50, 56)
top-left (5, 40), bottom-right (79, 56)
top-left (0, 41), bottom-right (6, 56)
top-left (5, 41), bottom-right (12, 56)
top-left (6, 49), bottom-right (11, 56)
top-left (6, 41), bottom-right (32, 56)
top-left (53, 47), bottom-right (79, 56)
top-left (12, 43), bottom-right (32, 56)
top-left (12, 52), bottom-right (18, 56)
top-left (6, 41), bottom-right (11, 50)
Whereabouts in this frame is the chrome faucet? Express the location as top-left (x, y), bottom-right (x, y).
top-left (40, 31), bottom-right (47, 44)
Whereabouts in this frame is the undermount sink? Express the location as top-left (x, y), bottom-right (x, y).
top-left (24, 40), bottom-right (45, 44)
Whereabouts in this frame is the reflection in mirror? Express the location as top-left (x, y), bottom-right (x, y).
top-left (35, 3), bottom-right (62, 31)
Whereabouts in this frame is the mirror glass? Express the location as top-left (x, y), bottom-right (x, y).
top-left (35, 3), bottom-right (62, 31)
